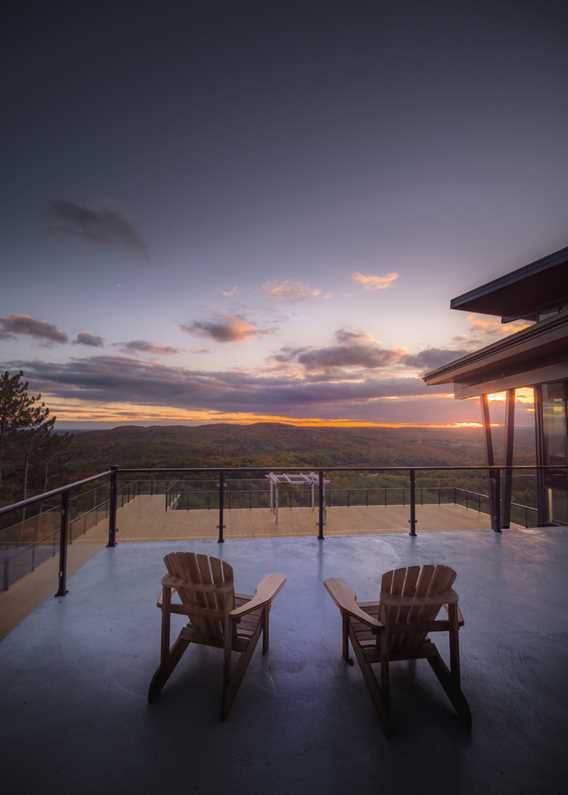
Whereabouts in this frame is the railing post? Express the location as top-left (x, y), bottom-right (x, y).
top-left (318, 470), bottom-right (325, 540)
top-left (107, 465), bottom-right (118, 548)
top-left (365, 489), bottom-right (369, 507)
top-left (55, 491), bottom-right (70, 597)
top-left (493, 469), bottom-right (502, 533)
top-left (409, 469), bottom-right (417, 536)
top-left (217, 472), bottom-right (225, 543)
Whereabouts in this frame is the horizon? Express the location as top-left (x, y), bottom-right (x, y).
top-left (3, 4), bottom-right (567, 430)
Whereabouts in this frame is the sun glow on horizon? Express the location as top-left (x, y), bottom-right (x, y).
top-left (44, 394), bottom-right (493, 430)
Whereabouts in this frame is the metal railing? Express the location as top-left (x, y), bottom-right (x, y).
top-left (0, 472), bottom-right (139, 592)
top-left (1, 464), bottom-right (565, 596)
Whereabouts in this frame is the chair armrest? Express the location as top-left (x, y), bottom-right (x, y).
top-left (380, 588), bottom-right (459, 608)
top-left (324, 578), bottom-right (382, 630)
top-left (230, 573), bottom-right (287, 619)
top-left (444, 603), bottom-right (465, 626)
top-left (161, 574), bottom-right (186, 590)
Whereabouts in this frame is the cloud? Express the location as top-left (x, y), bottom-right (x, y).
top-left (114, 340), bottom-right (179, 356)
top-left (179, 315), bottom-right (267, 342)
top-left (48, 201), bottom-right (147, 255)
top-left (190, 347), bottom-right (210, 354)
top-left (221, 287), bottom-right (239, 297)
top-left (262, 280), bottom-right (323, 301)
top-left (3, 355), bottom-right (439, 420)
top-left (0, 314), bottom-right (68, 344)
top-left (453, 313), bottom-right (532, 351)
top-left (276, 329), bottom-right (403, 373)
top-left (352, 271), bottom-right (399, 290)
top-left (73, 332), bottom-right (104, 348)
top-left (402, 347), bottom-right (470, 370)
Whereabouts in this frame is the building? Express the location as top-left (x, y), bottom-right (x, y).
top-left (424, 245), bottom-right (568, 527)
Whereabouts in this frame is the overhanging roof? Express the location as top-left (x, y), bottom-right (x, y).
top-left (423, 310), bottom-right (568, 395)
top-left (450, 245), bottom-right (568, 320)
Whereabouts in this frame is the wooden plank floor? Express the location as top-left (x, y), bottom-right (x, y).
top-left (82, 495), bottom-right (496, 541)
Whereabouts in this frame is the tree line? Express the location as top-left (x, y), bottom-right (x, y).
top-left (0, 371), bottom-right (74, 509)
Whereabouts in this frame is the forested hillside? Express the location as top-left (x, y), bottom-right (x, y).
top-left (1, 422), bottom-right (537, 508)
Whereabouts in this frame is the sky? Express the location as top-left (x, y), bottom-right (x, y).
top-left (2, 2), bottom-right (568, 429)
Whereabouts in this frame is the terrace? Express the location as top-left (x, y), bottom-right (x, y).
top-left (1, 463), bottom-right (567, 794)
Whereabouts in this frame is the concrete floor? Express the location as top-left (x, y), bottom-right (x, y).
top-left (1, 528), bottom-right (568, 794)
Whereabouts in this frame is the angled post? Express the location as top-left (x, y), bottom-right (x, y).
top-left (502, 389), bottom-right (516, 528)
top-left (481, 394), bottom-right (499, 531)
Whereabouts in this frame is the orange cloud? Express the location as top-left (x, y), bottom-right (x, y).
top-left (351, 271), bottom-right (399, 290)
top-left (179, 315), bottom-right (262, 342)
top-left (262, 280), bottom-right (323, 301)
top-left (466, 313), bottom-right (531, 337)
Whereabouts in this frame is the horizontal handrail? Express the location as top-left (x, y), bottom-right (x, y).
top-left (118, 465), bottom-right (568, 472)
top-left (0, 471), bottom-right (111, 517)
top-left (3, 464), bottom-right (559, 517)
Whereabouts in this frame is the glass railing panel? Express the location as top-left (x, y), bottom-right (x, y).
top-left (414, 470), bottom-right (493, 532)
top-left (324, 472), bottom-right (410, 536)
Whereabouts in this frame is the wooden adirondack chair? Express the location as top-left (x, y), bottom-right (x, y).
top-left (148, 552), bottom-right (286, 718)
top-left (324, 564), bottom-right (471, 736)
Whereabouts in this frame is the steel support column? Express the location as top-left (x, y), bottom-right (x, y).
top-left (502, 389), bottom-right (516, 528)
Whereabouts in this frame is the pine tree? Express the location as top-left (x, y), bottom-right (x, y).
top-left (0, 371), bottom-right (56, 496)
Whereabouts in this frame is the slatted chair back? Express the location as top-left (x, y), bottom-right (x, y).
top-left (380, 564), bottom-right (456, 656)
top-left (164, 552), bottom-right (235, 644)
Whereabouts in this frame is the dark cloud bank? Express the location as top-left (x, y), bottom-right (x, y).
top-left (48, 201), bottom-right (147, 255)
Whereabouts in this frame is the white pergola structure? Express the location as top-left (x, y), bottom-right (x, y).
top-left (266, 472), bottom-right (327, 523)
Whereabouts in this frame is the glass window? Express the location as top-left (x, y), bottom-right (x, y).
top-left (542, 381), bottom-right (568, 524)
top-left (542, 381), bottom-right (568, 465)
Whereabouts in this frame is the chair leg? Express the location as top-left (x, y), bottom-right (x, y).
top-left (222, 636), bottom-right (232, 720)
top-left (148, 630), bottom-right (191, 703)
top-left (262, 606), bottom-right (270, 655)
top-left (342, 613), bottom-right (354, 665)
top-left (349, 625), bottom-right (391, 737)
top-left (380, 659), bottom-right (390, 712)
top-left (448, 604), bottom-right (461, 686)
top-left (222, 619), bottom-right (263, 720)
top-left (427, 650), bottom-right (472, 731)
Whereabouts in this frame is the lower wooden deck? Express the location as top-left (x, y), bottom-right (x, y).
top-left (99, 495), bottom-right (496, 541)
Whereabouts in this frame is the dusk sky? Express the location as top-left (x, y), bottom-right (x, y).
top-left (3, 3), bottom-right (568, 428)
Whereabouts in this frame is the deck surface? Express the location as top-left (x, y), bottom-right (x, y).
top-left (1, 527), bottom-right (567, 794)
